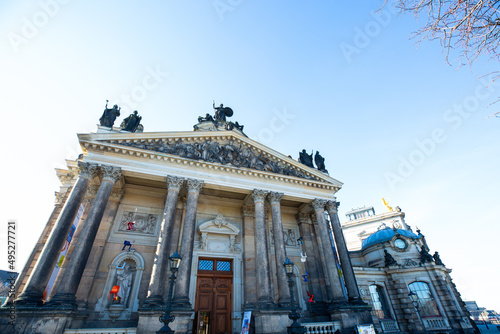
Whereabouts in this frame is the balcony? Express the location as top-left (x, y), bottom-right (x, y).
top-left (380, 319), bottom-right (399, 332)
top-left (423, 317), bottom-right (450, 330)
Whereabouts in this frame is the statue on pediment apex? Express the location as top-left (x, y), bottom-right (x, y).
top-left (213, 101), bottom-right (233, 122)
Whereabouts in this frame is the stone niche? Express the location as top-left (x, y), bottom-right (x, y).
top-left (194, 215), bottom-right (241, 253)
top-left (95, 251), bottom-right (145, 322)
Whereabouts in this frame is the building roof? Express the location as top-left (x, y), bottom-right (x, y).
top-left (361, 228), bottom-right (421, 250)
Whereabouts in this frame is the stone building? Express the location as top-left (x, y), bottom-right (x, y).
top-left (0, 108), bottom-right (371, 334)
top-left (342, 206), bottom-right (475, 334)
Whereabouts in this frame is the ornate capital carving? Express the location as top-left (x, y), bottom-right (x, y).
top-left (101, 165), bottom-right (122, 183)
top-left (251, 189), bottom-right (268, 204)
top-left (167, 175), bottom-right (184, 192)
top-left (110, 188), bottom-right (125, 200)
top-left (326, 201), bottom-right (340, 213)
top-left (54, 191), bottom-right (65, 204)
top-left (241, 205), bottom-right (255, 217)
top-left (296, 213), bottom-right (310, 224)
top-left (186, 178), bottom-right (204, 193)
top-left (86, 184), bottom-right (99, 198)
top-left (268, 192), bottom-right (283, 205)
top-left (78, 161), bottom-right (99, 180)
top-left (311, 199), bottom-right (327, 212)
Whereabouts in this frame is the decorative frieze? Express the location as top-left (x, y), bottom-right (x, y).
top-left (118, 211), bottom-right (159, 234)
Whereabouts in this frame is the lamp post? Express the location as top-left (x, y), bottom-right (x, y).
top-left (157, 250), bottom-right (182, 334)
top-left (283, 258), bottom-right (306, 334)
top-left (409, 291), bottom-right (428, 334)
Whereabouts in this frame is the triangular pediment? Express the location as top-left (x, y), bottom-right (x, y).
top-left (78, 129), bottom-right (343, 192)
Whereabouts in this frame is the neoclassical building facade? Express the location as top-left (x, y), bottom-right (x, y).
top-left (0, 110), bottom-right (372, 334)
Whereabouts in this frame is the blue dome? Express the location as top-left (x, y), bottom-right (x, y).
top-left (361, 228), bottom-right (420, 250)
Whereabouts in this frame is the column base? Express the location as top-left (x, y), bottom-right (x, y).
top-left (171, 297), bottom-right (193, 310)
top-left (14, 291), bottom-right (44, 308)
top-left (277, 298), bottom-right (292, 309)
top-left (141, 295), bottom-right (165, 309)
top-left (258, 300), bottom-right (277, 310)
top-left (44, 293), bottom-right (77, 310)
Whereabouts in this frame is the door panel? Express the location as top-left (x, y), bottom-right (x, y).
top-left (194, 259), bottom-right (233, 334)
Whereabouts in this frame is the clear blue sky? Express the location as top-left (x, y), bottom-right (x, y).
top-left (1, 1), bottom-right (498, 310)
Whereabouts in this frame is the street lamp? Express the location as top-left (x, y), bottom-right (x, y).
top-left (283, 258), bottom-right (306, 334)
top-left (157, 250), bottom-right (182, 334)
top-left (409, 291), bottom-right (428, 334)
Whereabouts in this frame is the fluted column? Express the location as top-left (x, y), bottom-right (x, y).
top-left (49, 165), bottom-right (121, 308)
top-left (311, 199), bottom-right (345, 303)
top-left (268, 192), bottom-right (291, 307)
top-left (143, 176), bottom-right (184, 308)
top-left (15, 162), bottom-right (98, 307)
top-left (326, 201), bottom-right (361, 302)
top-left (172, 178), bottom-right (203, 308)
top-left (242, 205), bottom-right (258, 309)
top-left (251, 189), bottom-right (274, 308)
top-left (297, 213), bottom-right (325, 303)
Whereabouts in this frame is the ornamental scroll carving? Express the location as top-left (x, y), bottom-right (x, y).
top-left (106, 138), bottom-right (318, 181)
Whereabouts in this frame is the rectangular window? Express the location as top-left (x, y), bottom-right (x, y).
top-left (198, 260), bottom-right (214, 271)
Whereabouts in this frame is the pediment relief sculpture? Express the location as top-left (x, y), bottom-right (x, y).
top-left (102, 138), bottom-right (320, 181)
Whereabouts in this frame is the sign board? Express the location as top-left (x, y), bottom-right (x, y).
top-left (357, 324), bottom-right (376, 334)
top-left (240, 311), bottom-right (252, 334)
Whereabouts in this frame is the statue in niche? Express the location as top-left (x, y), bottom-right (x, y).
top-left (298, 149), bottom-right (314, 167)
top-left (314, 151), bottom-right (327, 172)
top-left (99, 100), bottom-right (121, 127)
top-left (115, 262), bottom-right (133, 306)
top-left (213, 101), bottom-right (233, 122)
top-left (121, 110), bottom-right (142, 132)
top-left (384, 249), bottom-right (398, 267)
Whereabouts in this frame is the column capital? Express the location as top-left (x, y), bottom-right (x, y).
top-left (241, 205), bottom-right (255, 217)
top-left (78, 161), bottom-right (99, 180)
top-left (101, 165), bottom-right (122, 183)
top-left (251, 189), bottom-right (269, 203)
top-left (186, 178), bottom-right (203, 193)
top-left (326, 200), bottom-right (340, 213)
top-left (311, 199), bottom-right (328, 212)
top-left (167, 175), bottom-right (184, 192)
top-left (268, 192), bottom-right (283, 205)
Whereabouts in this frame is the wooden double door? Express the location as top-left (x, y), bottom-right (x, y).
top-left (194, 258), bottom-right (233, 334)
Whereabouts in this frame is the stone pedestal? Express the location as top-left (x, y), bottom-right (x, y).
top-left (253, 309), bottom-right (292, 334)
top-left (330, 303), bottom-right (373, 333)
top-left (0, 307), bottom-right (74, 334)
top-left (137, 310), bottom-right (193, 334)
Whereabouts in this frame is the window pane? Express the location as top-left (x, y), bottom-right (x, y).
top-left (216, 261), bottom-right (231, 271)
top-left (199, 260), bottom-right (214, 271)
top-left (408, 282), bottom-right (440, 317)
top-left (369, 285), bottom-right (391, 319)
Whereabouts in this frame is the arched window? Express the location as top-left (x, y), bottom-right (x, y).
top-left (369, 285), bottom-right (392, 319)
top-left (408, 282), bottom-right (440, 317)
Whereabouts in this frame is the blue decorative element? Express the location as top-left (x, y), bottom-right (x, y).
top-left (122, 240), bottom-right (132, 251)
top-left (361, 228), bottom-right (421, 250)
top-left (302, 271), bottom-right (309, 282)
top-left (217, 261), bottom-right (231, 271)
top-left (199, 260), bottom-right (214, 270)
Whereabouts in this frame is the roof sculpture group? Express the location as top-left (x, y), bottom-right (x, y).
top-left (98, 101), bottom-right (330, 175)
top-left (99, 100), bottom-right (143, 133)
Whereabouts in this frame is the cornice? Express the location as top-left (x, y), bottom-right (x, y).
top-left (341, 211), bottom-right (405, 228)
top-left (78, 130), bottom-right (342, 192)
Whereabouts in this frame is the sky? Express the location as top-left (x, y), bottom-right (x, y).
top-left (0, 1), bottom-right (498, 311)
